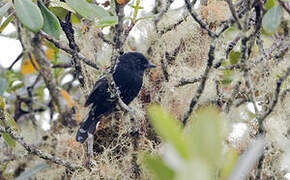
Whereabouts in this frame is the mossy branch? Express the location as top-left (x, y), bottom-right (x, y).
top-left (257, 66), bottom-right (290, 134)
top-left (39, 31), bottom-right (101, 71)
top-left (0, 109), bottom-right (80, 171)
top-left (182, 41), bottom-right (216, 125)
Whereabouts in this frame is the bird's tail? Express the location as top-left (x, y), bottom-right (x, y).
top-left (76, 109), bottom-right (100, 143)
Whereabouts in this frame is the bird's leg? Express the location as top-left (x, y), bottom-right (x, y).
top-left (87, 133), bottom-right (94, 159)
top-left (85, 133), bottom-right (94, 169)
top-left (85, 121), bottom-right (100, 169)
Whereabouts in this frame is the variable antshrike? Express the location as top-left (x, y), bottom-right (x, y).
top-left (76, 52), bottom-right (156, 143)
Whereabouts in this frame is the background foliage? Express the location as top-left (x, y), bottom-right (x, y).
top-left (0, 0), bottom-right (290, 179)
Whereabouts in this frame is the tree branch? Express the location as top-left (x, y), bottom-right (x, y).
top-left (184, 0), bottom-right (218, 38)
top-left (257, 66), bottom-right (290, 134)
top-left (225, 0), bottom-right (242, 30)
top-left (39, 31), bottom-right (101, 70)
top-left (31, 34), bottom-right (69, 124)
top-left (8, 52), bottom-right (23, 70)
top-left (182, 41), bottom-right (216, 125)
top-left (0, 109), bottom-right (80, 170)
top-left (175, 77), bottom-right (202, 87)
top-left (154, 0), bottom-right (175, 26)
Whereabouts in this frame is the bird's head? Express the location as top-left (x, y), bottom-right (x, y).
top-left (119, 52), bottom-right (156, 72)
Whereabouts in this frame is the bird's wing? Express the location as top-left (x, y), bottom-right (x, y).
top-left (84, 77), bottom-right (109, 107)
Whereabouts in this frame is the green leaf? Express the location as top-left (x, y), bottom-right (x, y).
top-left (14, 0), bottom-right (43, 32)
top-left (264, 0), bottom-right (275, 10)
top-left (49, 1), bottom-right (76, 13)
top-left (131, 0), bottom-right (142, 22)
top-left (0, 13), bottom-right (14, 33)
top-left (229, 51), bottom-right (241, 65)
top-left (220, 72), bottom-right (233, 86)
top-left (6, 70), bottom-right (22, 83)
top-left (0, 96), bottom-right (5, 110)
top-left (223, 69), bottom-right (234, 77)
top-left (16, 163), bottom-right (49, 180)
top-left (4, 111), bottom-right (18, 132)
top-left (1, 132), bottom-right (16, 149)
top-left (108, 0), bottom-right (116, 15)
top-left (66, 0), bottom-right (109, 20)
top-left (37, 1), bottom-right (61, 39)
top-left (10, 82), bottom-right (24, 92)
top-left (95, 16), bottom-right (118, 28)
top-left (6, 70), bottom-right (23, 92)
top-left (220, 149), bottom-right (239, 179)
top-left (97, 16), bottom-right (118, 25)
top-left (262, 5), bottom-right (283, 33)
top-left (189, 107), bottom-right (224, 165)
top-left (143, 155), bottom-right (175, 180)
top-left (0, 78), bottom-right (8, 96)
top-left (49, 7), bottom-right (80, 23)
top-left (0, 111), bottom-right (18, 149)
top-left (148, 105), bottom-right (190, 159)
top-left (220, 79), bottom-right (232, 86)
top-left (37, 86), bottom-right (45, 101)
top-left (0, 2), bottom-right (12, 18)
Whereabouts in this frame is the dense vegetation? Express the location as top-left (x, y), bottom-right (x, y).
top-left (0, 0), bottom-right (289, 179)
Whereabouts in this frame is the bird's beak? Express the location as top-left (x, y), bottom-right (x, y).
top-left (147, 62), bottom-right (157, 69)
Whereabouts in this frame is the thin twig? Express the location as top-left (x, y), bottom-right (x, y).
top-left (257, 66), bottom-right (290, 134)
top-left (233, 0), bottom-right (244, 7)
top-left (130, 130), bottom-right (141, 179)
top-left (39, 31), bottom-right (101, 70)
top-left (184, 0), bottom-right (218, 38)
top-left (223, 81), bottom-right (242, 113)
top-left (59, 13), bottom-right (85, 87)
top-left (158, 15), bottom-right (186, 34)
top-left (280, 88), bottom-right (290, 102)
top-left (274, 43), bottom-right (289, 59)
top-left (245, 70), bottom-right (259, 113)
top-left (226, 35), bottom-right (241, 58)
top-left (182, 41), bottom-right (216, 125)
top-left (213, 58), bottom-right (226, 69)
top-left (225, 0), bottom-right (243, 30)
top-left (160, 58), bottom-right (169, 82)
top-left (215, 80), bottom-right (224, 108)
top-left (256, 32), bottom-right (264, 55)
top-left (123, 22), bottom-right (136, 45)
top-left (278, 0), bottom-right (290, 15)
top-left (154, 0), bottom-right (175, 25)
top-left (26, 74), bottom-right (42, 145)
top-left (52, 63), bottom-right (72, 68)
top-left (241, 35), bottom-right (259, 114)
top-left (161, 41), bottom-right (185, 82)
top-left (0, 111), bottom-right (80, 170)
top-left (238, 10), bottom-right (260, 114)
top-left (31, 34), bottom-right (69, 124)
top-left (216, 4), bottom-right (249, 37)
top-left (97, 32), bottom-right (115, 46)
top-left (175, 77), bottom-right (202, 87)
top-left (8, 52), bottom-right (23, 70)
top-left (111, 3), bottom-right (125, 70)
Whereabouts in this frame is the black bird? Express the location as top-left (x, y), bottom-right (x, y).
top-left (76, 52), bottom-right (156, 143)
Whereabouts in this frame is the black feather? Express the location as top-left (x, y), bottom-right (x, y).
top-left (76, 52), bottom-right (155, 143)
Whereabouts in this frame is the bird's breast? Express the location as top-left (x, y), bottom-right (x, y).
top-left (113, 71), bottom-right (143, 105)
